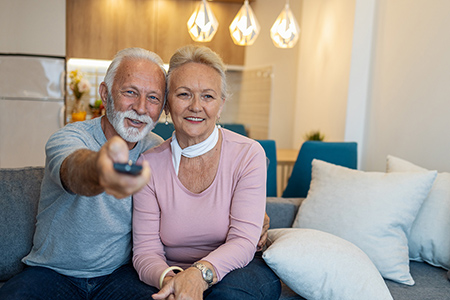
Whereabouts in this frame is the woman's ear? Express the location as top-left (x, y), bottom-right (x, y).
top-left (217, 97), bottom-right (225, 116)
top-left (164, 101), bottom-right (170, 115)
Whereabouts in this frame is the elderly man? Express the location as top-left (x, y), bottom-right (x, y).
top-left (0, 47), bottom-right (166, 299)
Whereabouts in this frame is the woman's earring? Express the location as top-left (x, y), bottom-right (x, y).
top-left (216, 116), bottom-right (221, 128)
top-left (165, 114), bottom-right (169, 125)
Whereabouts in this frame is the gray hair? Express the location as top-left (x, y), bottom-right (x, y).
top-left (167, 45), bottom-right (228, 100)
top-left (104, 47), bottom-right (167, 93)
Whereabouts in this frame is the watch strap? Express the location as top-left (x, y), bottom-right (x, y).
top-left (192, 262), bottom-right (214, 287)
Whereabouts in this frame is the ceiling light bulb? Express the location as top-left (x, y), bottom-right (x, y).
top-left (229, 0), bottom-right (260, 46)
top-left (270, 1), bottom-right (300, 48)
top-left (187, 0), bottom-right (219, 42)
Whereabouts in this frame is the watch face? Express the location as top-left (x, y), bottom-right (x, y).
top-left (204, 268), bottom-right (213, 282)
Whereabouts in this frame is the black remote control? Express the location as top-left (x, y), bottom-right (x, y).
top-left (113, 161), bottom-right (143, 175)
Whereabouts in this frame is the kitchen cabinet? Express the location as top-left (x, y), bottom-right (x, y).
top-left (66, 0), bottom-right (246, 65)
top-left (0, 0), bottom-right (65, 56)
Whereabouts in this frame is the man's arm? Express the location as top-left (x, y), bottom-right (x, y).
top-left (60, 136), bottom-right (151, 199)
top-left (257, 213), bottom-right (270, 251)
top-left (60, 148), bottom-right (102, 196)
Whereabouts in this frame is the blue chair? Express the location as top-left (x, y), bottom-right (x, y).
top-left (282, 141), bottom-right (357, 198)
top-left (152, 122), bottom-right (175, 140)
top-left (256, 139), bottom-right (277, 197)
top-left (221, 123), bottom-right (247, 136)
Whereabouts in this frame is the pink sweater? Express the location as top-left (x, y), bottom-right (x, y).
top-left (132, 129), bottom-right (267, 288)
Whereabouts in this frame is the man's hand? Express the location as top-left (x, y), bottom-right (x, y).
top-left (257, 213), bottom-right (270, 251)
top-left (61, 136), bottom-right (151, 199)
top-left (97, 136), bottom-right (151, 199)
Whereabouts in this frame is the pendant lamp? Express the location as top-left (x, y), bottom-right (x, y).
top-left (229, 0), bottom-right (260, 46)
top-left (187, 0), bottom-right (219, 42)
top-left (270, 0), bottom-right (300, 48)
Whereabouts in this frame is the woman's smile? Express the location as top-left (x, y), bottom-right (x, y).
top-left (185, 116), bottom-right (205, 123)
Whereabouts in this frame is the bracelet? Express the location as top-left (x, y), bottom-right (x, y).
top-left (159, 266), bottom-right (184, 289)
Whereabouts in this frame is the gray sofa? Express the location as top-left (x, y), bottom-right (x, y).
top-left (266, 197), bottom-right (450, 300)
top-left (1, 167), bottom-right (449, 299)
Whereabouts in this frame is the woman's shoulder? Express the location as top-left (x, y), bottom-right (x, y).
top-left (221, 128), bottom-right (263, 154)
top-left (141, 138), bottom-right (172, 158)
top-left (221, 128), bottom-right (258, 144)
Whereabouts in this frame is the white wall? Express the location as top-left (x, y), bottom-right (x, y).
top-left (362, 0), bottom-right (450, 171)
top-left (292, 0), bottom-right (356, 150)
top-left (245, 0), bottom-right (302, 149)
top-left (0, 0), bottom-right (65, 56)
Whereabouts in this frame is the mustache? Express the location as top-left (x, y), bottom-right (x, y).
top-left (121, 110), bottom-right (153, 124)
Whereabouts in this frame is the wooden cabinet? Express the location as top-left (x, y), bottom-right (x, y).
top-left (67, 0), bottom-right (246, 65)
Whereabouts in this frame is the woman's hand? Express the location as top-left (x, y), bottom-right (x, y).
top-left (152, 267), bottom-right (208, 300)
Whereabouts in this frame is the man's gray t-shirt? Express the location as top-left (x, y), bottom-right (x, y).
top-left (23, 117), bottom-right (163, 278)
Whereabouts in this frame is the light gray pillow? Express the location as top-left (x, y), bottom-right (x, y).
top-left (387, 155), bottom-right (450, 270)
top-left (263, 228), bottom-right (393, 300)
top-left (293, 160), bottom-right (436, 285)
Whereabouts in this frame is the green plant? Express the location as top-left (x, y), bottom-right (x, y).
top-left (304, 130), bottom-right (325, 141)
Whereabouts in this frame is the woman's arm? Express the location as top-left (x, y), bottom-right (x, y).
top-left (202, 142), bottom-right (268, 281)
top-left (132, 156), bottom-right (169, 288)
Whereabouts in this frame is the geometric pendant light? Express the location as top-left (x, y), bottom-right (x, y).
top-left (229, 0), bottom-right (260, 46)
top-left (187, 0), bottom-right (219, 42)
top-left (270, 0), bottom-right (300, 48)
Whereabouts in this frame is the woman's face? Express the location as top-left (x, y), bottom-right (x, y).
top-left (167, 62), bottom-right (225, 147)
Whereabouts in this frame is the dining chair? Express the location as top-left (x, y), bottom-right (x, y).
top-left (256, 139), bottom-right (278, 197)
top-left (282, 141), bottom-right (357, 198)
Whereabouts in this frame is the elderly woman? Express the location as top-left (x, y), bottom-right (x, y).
top-left (132, 45), bottom-right (281, 300)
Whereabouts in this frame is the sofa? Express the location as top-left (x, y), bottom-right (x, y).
top-left (1, 164), bottom-right (450, 299)
top-left (266, 197), bottom-right (450, 300)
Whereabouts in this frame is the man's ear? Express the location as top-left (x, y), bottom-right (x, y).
top-left (99, 82), bottom-right (109, 107)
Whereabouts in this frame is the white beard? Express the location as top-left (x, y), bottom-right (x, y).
top-left (106, 95), bottom-right (156, 143)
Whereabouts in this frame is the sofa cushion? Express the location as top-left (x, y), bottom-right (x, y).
top-left (293, 160), bottom-right (436, 285)
top-left (385, 262), bottom-right (450, 300)
top-left (387, 155), bottom-right (450, 270)
top-left (263, 228), bottom-right (393, 300)
top-left (274, 260), bottom-right (450, 300)
top-left (0, 167), bottom-right (44, 281)
top-left (265, 197), bottom-right (304, 229)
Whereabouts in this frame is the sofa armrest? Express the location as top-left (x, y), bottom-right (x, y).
top-left (266, 197), bottom-right (305, 229)
top-left (0, 167), bottom-right (44, 281)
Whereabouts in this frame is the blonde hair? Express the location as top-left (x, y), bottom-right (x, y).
top-left (167, 45), bottom-right (228, 99)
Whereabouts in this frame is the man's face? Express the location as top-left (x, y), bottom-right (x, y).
top-left (106, 58), bottom-right (166, 143)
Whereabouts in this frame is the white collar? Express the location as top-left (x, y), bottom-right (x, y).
top-left (170, 125), bottom-right (220, 175)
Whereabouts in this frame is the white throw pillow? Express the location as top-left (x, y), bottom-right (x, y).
top-left (263, 228), bottom-right (393, 300)
top-left (293, 159), bottom-right (436, 285)
top-left (387, 155), bottom-right (450, 270)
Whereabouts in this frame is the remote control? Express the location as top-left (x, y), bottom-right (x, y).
top-left (113, 161), bottom-right (143, 175)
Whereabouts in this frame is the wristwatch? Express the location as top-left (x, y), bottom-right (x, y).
top-left (192, 262), bottom-right (214, 287)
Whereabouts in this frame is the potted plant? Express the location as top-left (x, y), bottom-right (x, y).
top-left (304, 130), bottom-right (325, 141)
